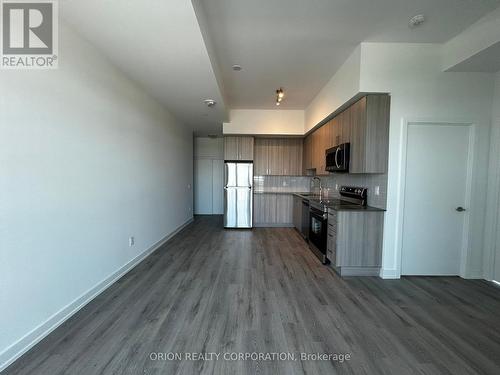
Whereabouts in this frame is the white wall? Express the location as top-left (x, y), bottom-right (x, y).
top-left (487, 72), bottom-right (500, 281)
top-left (305, 46), bottom-right (361, 132)
top-left (223, 109), bottom-right (304, 135)
top-left (0, 22), bottom-right (193, 369)
top-left (359, 43), bottom-right (495, 279)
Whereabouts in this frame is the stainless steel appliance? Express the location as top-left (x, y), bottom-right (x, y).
top-left (325, 143), bottom-right (350, 173)
top-left (339, 186), bottom-right (367, 206)
top-left (301, 199), bottom-right (309, 239)
top-left (224, 162), bottom-right (253, 228)
top-left (308, 201), bottom-right (328, 264)
top-left (308, 186), bottom-right (368, 264)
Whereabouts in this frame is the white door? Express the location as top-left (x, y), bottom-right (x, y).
top-left (495, 213), bottom-right (500, 282)
top-left (401, 123), bottom-right (471, 276)
top-left (495, 239), bottom-right (500, 282)
top-left (194, 159), bottom-right (213, 214)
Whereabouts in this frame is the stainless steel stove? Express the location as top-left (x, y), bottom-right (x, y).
top-left (308, 186), bottom-right (368, 264)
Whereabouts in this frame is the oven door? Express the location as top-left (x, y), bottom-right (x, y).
top-left (309, 207), bottom-right (328, 264)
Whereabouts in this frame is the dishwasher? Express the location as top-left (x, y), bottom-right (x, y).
top-left (301, 199), bottom-right (309, 240)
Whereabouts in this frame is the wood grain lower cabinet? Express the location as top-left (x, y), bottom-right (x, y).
top-left (327, 209), bottom-right (384, 276)
top-left (253, 193), bottom-right (294, 227)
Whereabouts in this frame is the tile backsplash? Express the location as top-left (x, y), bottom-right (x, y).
top-left (316, 174), bottom-right (388, 209)
top-left (254, 174), bottom-right (387, 209)
top-left (254, 175), bottom-right (311, 193)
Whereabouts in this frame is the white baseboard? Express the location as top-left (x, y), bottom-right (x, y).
top-left (0, 217), bottom-right (194, 372)
top-left (461, 269), bottom-right (484, 280)
top-left (380, 268), bottom-right (401, 279)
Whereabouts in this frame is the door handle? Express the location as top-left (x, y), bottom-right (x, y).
top-left (456, 207), bottom-right (466, 212)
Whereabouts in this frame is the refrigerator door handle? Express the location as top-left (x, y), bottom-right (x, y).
top-left (224, 163), bottom-right (229, 187)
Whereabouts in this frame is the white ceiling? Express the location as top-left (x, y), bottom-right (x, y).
top-left (61, 0), bottom-right (228, 135)
top-left (196, 0), bottom-right (500, 109)
top-left (60, 0), bottom-right (500, 134)
top-left (448, 41), bottom-right (500, 72)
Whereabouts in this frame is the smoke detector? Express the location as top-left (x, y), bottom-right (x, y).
top-left (203, 99), bottom-right (216, 108)
top-left (409, 14), bottom-right (425, 28)
top-left (232, 64), bottom-right (242, 71)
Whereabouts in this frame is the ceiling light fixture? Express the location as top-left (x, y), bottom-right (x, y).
top-left (276, 88), bottom-right (284, 106)
top-left (203, 99), bottom-right (216, 108)
top-left (409, 14), bottom-right (425, 28)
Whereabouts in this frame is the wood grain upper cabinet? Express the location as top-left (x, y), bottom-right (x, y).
top-left (254, 138), bottom-right (303, 176)
top-left (239, 137), bottom-right (254, 160)
top-left (328, 117), bottom-right (341, 149)
top-left (349, 95), bottom-right (390, 173)
top-left (315, 125), bottom-right (328, 175)
top-left (339, 107), bottom-right (351, 144)
top-left (311, 129), bottom-right (320, 172)
top-left (224, 137), bottom-right (239, 160)
top-left (267, 138), bottom-right (283, 175)
top-left (320, 126), bottom-right (328, 174)
top-left (224, 136), bottom-right (254, 161)
top-left (302, 134), bottom-right (313, 173)
top-left (254, 138), bottom-right (269, 175)
top-left (282, 138), bottom-right (303, 175)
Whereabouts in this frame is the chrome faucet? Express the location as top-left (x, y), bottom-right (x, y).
top-left (312, 177), bottom-right (322, 199)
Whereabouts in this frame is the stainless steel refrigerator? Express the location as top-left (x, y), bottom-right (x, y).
top-left (224, 162), bottom-right (253, 228)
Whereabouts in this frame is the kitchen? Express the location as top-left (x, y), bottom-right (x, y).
top-left (4, 1), bottom-right (500, 373)
top-left (207, 94), bottom-right (390, 277)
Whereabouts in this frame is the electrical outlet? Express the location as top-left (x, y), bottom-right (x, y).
top-left (375, 186), bottom-right (380, 196)
top-left (129, 236), bottom-right (135, 247)
top-left (187, 184), bottom-right (191, 190)
top-left (335, 184), bottom-right (339, 190)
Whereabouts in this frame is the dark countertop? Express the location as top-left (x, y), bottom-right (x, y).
top-left (293, 193), bottom-right (385, 212)
top-left (254, 191), bottom-right (310, 195)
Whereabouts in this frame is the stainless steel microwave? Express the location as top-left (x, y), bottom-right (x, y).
top-left (325, 143), bottom-right (350, 173)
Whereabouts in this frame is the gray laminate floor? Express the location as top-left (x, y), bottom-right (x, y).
top-left (4, 215), bottom-right (500, 375)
